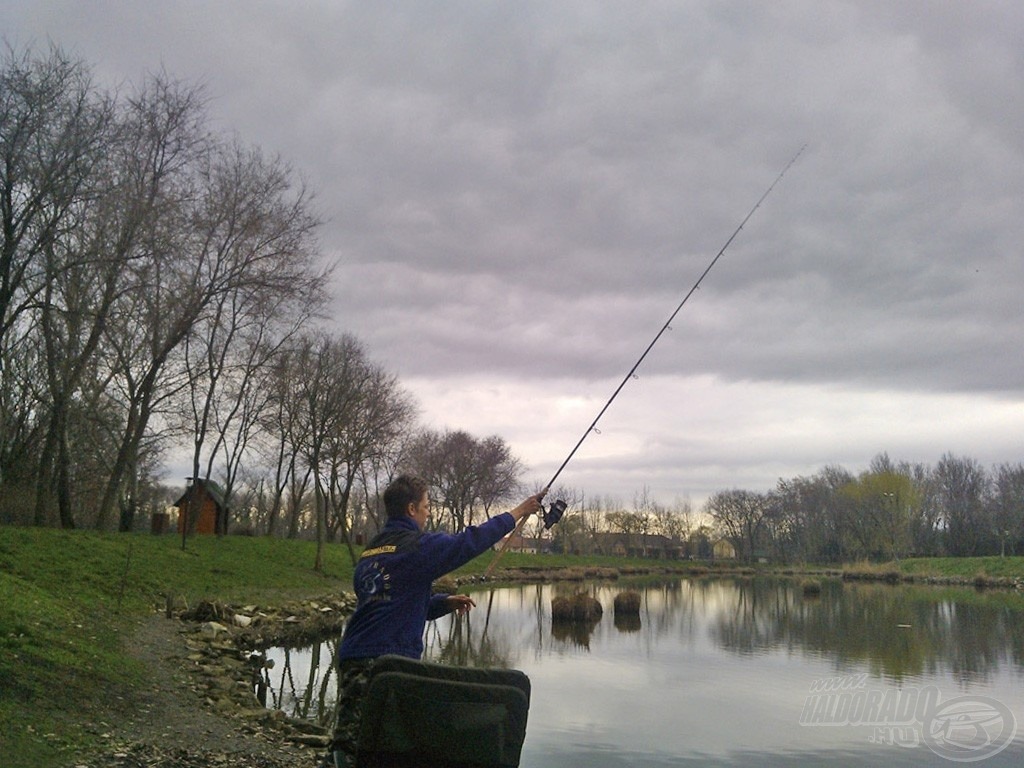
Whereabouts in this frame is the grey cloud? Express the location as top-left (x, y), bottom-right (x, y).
top-left (4, 0), bottom-right (1022, 502)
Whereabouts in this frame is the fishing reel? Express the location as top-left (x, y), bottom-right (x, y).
top-left (541, 499), bottom-right (568, 530)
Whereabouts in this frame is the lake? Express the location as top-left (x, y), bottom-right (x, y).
top-left (259, 577), bottom-right (1024, 766)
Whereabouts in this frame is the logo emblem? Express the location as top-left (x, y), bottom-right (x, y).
top-left (921, 695), bottom-right (1017, 763)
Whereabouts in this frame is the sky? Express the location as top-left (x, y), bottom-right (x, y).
top-left (3, 1), bottom-right (1022, 509)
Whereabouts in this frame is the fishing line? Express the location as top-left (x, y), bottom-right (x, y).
top-left (487, 145), bottom-right (807, 575)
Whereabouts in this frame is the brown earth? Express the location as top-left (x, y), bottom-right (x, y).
top-left (71, 597), bottom-right (355, 768)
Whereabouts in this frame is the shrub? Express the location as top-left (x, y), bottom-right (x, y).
top-left (551, 593), bottom-right (603, 621)
top-left (613, 591), bottom-right (641, 616)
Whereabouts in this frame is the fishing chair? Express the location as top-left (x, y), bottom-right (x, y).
top-left (356, 655), bottom-right (532, 768)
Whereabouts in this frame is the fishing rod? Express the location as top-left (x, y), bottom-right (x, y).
top-left (486, 145), bottom-right (807, 576)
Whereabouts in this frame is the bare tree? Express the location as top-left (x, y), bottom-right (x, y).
top-left (258, 342), bottom-right (314, 538)
top-left (98, 82), bottom-right (324, 532)
top-left (653, 496), bottom-right (694, 545)
top-left (905, 461), bottom-right (942, 557)
top-left (287, 333), bottom-right (412, 567)
top-left (1, 46), bottom-right (337, 535)
top-left (292, 333), bottom-right (349, 569)
top-left (354, 428), bottom-right (417, 537)
top-left (775, 474), bottom-right (842, 563)
top-left (630, 487), bottom-right (657, 556)
top-left (576, 492), bottom-right (610, 553)
top-left (175, 138), bottom-right (325, 532)
top-left (988, 463), bottom-right (1024, 557)
top-left (934, 453), bottom-right (987, 556)
top-left (408, 429), bottom-right (523, 533)
top-left (605, 508), bottom-right (648, 555)
top-left (0, 45), bottom-right (109, 347)
top-left (0, 332), bottom-right (43, 522)
top-left (547, 485), bottom-right (588, 554)
top-left (411, 430), bottom-right (473, 532)
top-left (321, 349), bottom-right (416, 560)
top-left (1, 45), bottom-right (116, 526)
top-left (91, 72), bottom-right (210, 530)
top-left (704, 489), bottom-right (769, 563)
top-left (475, 436), bottom-right (524, 523)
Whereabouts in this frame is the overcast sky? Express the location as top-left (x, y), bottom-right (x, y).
top-left (4, 1), bottom-right (1022, 508)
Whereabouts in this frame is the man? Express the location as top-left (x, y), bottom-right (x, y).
top-left (323, 474), bottom-right (545, 767)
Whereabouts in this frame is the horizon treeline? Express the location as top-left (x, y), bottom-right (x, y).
top-left (546, 452), bottom-right (1024, 563)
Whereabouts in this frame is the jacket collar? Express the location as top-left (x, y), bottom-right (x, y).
top-left (386, 516), bottom-right (420, 533)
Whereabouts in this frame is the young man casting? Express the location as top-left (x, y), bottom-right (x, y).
top-left (323, 475), bottom-right (545, 767)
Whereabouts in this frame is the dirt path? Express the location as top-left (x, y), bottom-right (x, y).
top-left (74, 612), bottom-right (323, 768)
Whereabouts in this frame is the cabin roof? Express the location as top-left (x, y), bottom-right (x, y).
top-left (173, 478), bottom-right (227, 511)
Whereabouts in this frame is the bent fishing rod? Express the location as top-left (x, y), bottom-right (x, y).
top-left (486, 145), bottom-right (807, 576)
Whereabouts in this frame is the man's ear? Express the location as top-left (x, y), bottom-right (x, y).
top-left (406, 502), bottom-right (418, 517)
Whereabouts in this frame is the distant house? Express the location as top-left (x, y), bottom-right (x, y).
top-left (497, 531), bottom-right (546, 554)
top-left (173, 478), bottom-right (228, 535)
top-left (712, 538), bottom-right (737, 560)
top-left (687, 532), bottom-right (713, 560)
top-left (592, 532), bottom-right (684, 560)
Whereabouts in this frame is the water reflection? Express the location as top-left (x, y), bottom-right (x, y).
top-left (698, 578), bottom-right (1024, 683)
top-left (261, 578), bottom-right (1024, 766)
top-left (261, 635), bottom-right (339, 726)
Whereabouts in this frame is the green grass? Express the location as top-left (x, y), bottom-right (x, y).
top-left (841, 555), bottom-right (1024, 582)
top-left (896, 555), bottom-right (1024, 579)
top-left (0, 526), bottom-right (355, 767)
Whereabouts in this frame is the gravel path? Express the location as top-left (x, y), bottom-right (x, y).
top-left (73, 612), bottom-right (325, 768)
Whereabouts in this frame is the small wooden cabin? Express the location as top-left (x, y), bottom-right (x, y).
top-left (173, 478), bottom-right (228, 535)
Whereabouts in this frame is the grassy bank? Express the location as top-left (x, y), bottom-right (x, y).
top-left (0, 527), bottom-right (355, 767)
top-left (842, 555), bottom-right (1024, 586)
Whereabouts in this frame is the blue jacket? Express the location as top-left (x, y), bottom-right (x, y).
top-left (338, 513), bottom-right (515, 661)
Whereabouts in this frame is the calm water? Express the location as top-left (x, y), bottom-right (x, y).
top-left (260, 577), bottom-right (1024, 766)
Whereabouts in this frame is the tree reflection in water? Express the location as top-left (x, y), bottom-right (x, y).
top-left (260, 635), bottom-right (340, 727)
top-left (706, 577), bottom-right (1024, 683)
top-left (551, 615), bottom-right (602, 649)
top-left (614, 613), bottom-right (642, 633)
top-left (426, 588), bottom-right (517, 668)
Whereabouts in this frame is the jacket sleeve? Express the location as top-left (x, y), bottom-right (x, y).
top-left (420, 513), bottom-right (516, 579)
top-left (426, 594), bottom-right (451, 620)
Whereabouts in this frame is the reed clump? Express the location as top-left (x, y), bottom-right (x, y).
top-left (551, 592), bottom-right (603, 622)
top-left (613, 590), bottom-right (642, 616)
top-left (972, 573), bottom-right (1018, 588)
top-left (800, 579), bottom-right (822, 597)
top-left (842, 561), bottom-right (902, 584)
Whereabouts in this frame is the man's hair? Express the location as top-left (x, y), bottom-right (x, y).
top-left (384, 475), bottom-right (429, 520)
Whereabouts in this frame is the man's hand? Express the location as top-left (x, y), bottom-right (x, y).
top-left (510, 489), bottom-right (548, 522)
top-left (445, 594), bottom-right (477, 616)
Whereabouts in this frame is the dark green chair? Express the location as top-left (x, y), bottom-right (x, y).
top-left (356, 655), bottom-right (531, 768)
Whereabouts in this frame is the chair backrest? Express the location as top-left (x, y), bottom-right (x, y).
top-left (357, 655), bottom-right (531, 768)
